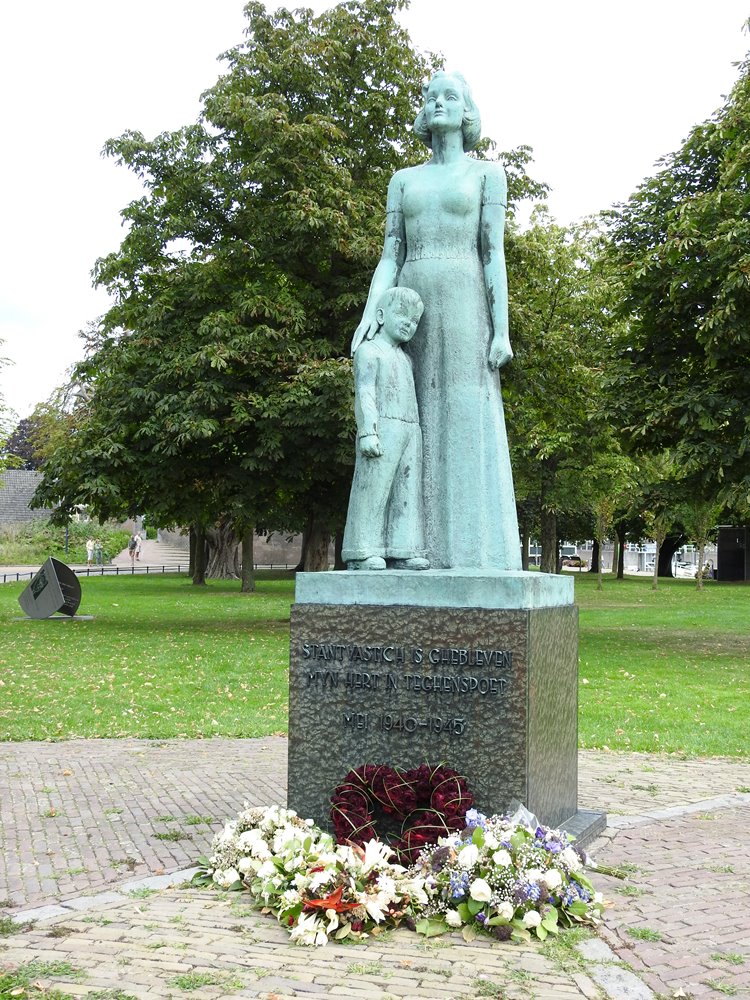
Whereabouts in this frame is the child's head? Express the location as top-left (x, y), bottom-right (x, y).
top-left (375, 287), bottom-right (424, 344)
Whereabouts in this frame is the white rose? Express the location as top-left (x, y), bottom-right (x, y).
top-left (375, 874), bottom-right (396, 897)
top-left (257, 859), bottom-right (276, 878)
top-left (237, 857), bottom-right (256, 874)
top-left (492, 850), bottom-right (512, 868)
top-left (237, 829), bottom-right (263, 850)
top-left (561, 847), bottom-right (582, 870)
top-left (214, 867), bottom-right (240, 888)
top-left (309, 868), bottom-right (333, 891)
top-left (523, 910), bottom-right (541, 928)
top-left (445, 908), bottom-right (463, 927)
top-left (457, 843), bottom-right (479, 868)
top-left (483, 831), bottom-right (499, 850)
top-left (496, 901), bottom-right (514, 921)
top-left (469, 878), bottom-right (492, 902)
top-left (543, 869), bottom-right (562, 890)
top-left (525, 868), bottom-right (544, 883)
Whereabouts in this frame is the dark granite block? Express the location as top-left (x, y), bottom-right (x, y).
top-left (287, 602), bottom-right (583, 834)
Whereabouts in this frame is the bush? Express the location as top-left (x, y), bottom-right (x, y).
top-left (0, 519), bottom-right (131, 566)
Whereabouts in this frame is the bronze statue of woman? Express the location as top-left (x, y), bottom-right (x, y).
top-left (351, 71), bottom-right (521, 571)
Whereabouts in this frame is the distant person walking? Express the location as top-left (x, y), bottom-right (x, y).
top-left (85, 538), bottom-right (95, 567)
top-left (128, 535), bottom-right (138, 565)
top-left (135, 533), bottom-right (144, 561)
top-left (94, 538), bottom-right (103, 566)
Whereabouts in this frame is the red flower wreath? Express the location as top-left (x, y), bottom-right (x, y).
top-left (330, 763), bottom-right (474, 864)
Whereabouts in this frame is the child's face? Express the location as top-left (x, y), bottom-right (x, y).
top-left (380, 301), bottom-right (421, 344)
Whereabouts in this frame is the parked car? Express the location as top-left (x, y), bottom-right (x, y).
top-left (561, 555), bottom-right (584, 567)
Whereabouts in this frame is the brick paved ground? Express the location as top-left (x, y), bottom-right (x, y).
top-left (1, 739), bottom-right (749, 998)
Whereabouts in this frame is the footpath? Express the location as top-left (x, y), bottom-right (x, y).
top-left (1, 740), bottom-right (749, 999)
top-left (0, 540), bottom-right (190, 584)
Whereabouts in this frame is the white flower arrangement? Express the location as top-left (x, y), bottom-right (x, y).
top-left (412, 807), bottom-right (605, 943)
top-left (194, 803), bottom-right (606, 947)
top-left (196, 804), bottom-right (427, 946)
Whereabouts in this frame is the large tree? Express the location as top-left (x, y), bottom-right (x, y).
top-left (35, 0), bottom-right (547, 573)
top-left (606, 38), bottom-right (750, 511)
top-left (36, 0), bottom-right (439, 567)
top-left (504, 215), bottom-right (618, 572)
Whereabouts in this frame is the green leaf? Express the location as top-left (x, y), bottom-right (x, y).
top-left (462, 923), bottom-right (478, 943)
top-left (415, 917), bottom-right (448, 938)
top-left (472, 826), bottom-right (485, 848)
top-left (510, 831), bottom-right (527, 851)
top-left (456, 902), bottom-right (471, 922)
top-left (467, 898), bottom-right (484, 916)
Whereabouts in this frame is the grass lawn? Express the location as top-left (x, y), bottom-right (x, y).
top-left (0, 570), bottom-right (748, 757)
top-left (0, 572), bottom-right (293, 741)
top-left (575, 572), bottom-right (750, 757)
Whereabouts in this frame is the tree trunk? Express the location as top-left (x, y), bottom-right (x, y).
top-left (652, 541), bottom-right (661, 591)
top-left (610, 534), bottom-right (619, 576)
top-left (658, 535), bottom-right (683, 578)
top-left (520, 527), bottom-right (530, 572)
top-left (540, 508), bottom-right (557, 574)
top-left (539, 458), bottom-right (558, 575)
top-left (616, 523), bottom-right (626, 579)
top-left (189, 525), bottom-right (196, 577)
top-left (293, 529), bottom-right (308, 573)
top-left (240, 526), bottom-right (255, 593)
top-left (588, 540), bottom-right (600, 573)
top-left (192, 523), bottom-right (207, 586)
top-left (206, 519), bottom-right (241, 579)
top-left (696, 541), bottom-right (706, 591)
top-left (303, 513), bottom-right (330, 572)
top-left (334, 530), bottom-right (346, 570)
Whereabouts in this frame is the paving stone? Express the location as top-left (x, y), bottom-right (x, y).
top-left (577, 937), bottom-right (619, 962)
top-left (2, 739), bottom-right (749, 998)
top-left (589, 963), bottom-right (657, 999)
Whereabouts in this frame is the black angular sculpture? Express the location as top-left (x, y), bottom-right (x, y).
top-left (18, 557), bottom-right (82, 619)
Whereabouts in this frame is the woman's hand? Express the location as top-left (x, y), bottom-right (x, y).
top-left (488, 338), bottom-right (513, 369)
top-left (351, 312), bottom-right (379, 355)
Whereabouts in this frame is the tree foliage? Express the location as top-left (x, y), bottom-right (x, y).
top-left (504, 214), bottom-right (618, 570)
top-left (34, 0), bottom-right (548, 569)
top-left (606, 36), bottom-right (750, 511)
top-left (36, 0), bottom-right (440, 545)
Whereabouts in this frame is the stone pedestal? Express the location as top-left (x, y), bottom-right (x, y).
top-left (287, 570), bottom-right (605, 846)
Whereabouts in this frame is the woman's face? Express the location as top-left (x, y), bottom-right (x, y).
top-left (424, 75), bottom-right (465, 135)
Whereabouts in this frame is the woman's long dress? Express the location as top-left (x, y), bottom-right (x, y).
top-left (395, 159), bottom-right (521, 570)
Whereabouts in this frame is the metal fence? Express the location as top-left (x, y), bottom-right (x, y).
top-left (1, 563), bottom-right (297, 584)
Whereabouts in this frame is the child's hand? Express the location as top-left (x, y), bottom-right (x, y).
top-left (359, 434), bottom-right (383, 458)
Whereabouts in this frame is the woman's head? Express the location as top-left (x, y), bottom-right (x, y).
top-left (413, 71), bottom-right (481, 152)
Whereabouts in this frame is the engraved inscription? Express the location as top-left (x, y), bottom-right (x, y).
top-left (343, 712), bottom-right (467, 737)
top-left (301, 638), bottom-right (514, 737)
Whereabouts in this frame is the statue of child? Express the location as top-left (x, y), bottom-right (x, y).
top-left (342, 286), bottom-right (430, 571)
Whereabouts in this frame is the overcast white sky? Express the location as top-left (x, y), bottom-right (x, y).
top-left (1, 1), bottom-right (747, 420)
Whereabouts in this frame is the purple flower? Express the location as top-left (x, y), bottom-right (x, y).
top-left (475, 912), bottom-right (487, 925)
top-left (449, 870), bottom-right (470, 900)
top-left (465, 808), bottom-right (487, 830)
